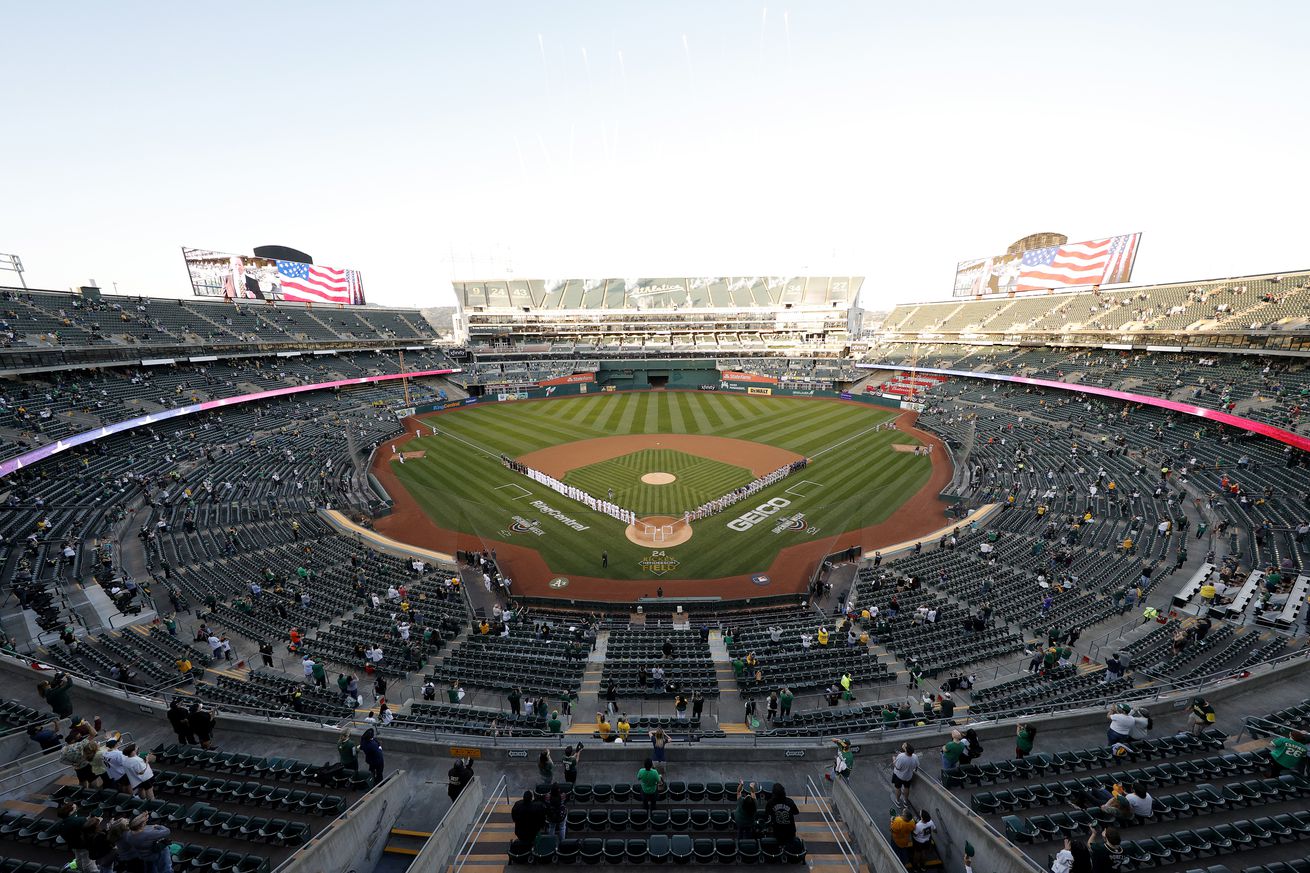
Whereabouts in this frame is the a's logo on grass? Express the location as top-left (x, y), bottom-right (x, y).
top-left (548, 577), bottom-right (570, 589)
top-left (752, 574), bottom-right (771, 586)
top-left (640, 550), bottom-right (680, 577)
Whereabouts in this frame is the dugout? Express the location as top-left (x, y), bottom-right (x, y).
top-left (595, 358), bottom-right (719, 390)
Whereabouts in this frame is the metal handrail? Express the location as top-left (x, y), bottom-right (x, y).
top-left (806, 774), bottom-right (860, 873)
top-left (452, 774), bottom-right (506, 873)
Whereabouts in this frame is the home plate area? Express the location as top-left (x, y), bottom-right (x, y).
top-left (625, 515), bottom-right (693, 547)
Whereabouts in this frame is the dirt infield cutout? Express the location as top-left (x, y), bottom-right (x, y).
top-left (625, 515), bottom-right (693, 547)
top-left (518, 433), bottom-right (804, 480)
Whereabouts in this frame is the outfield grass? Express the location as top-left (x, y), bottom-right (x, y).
top-left (390, 392), bottom-right (934, 581)
top-left (564, 448), bottom-right (754, 517)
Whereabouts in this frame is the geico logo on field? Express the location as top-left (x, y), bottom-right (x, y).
top-left (726, 498), bottom-right (791, 531)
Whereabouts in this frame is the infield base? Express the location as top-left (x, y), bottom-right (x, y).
top-left (625, 515), bottom-right (693, 547)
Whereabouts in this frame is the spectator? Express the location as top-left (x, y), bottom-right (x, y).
top-left (1016, 723), bottom-right (1038, 759)
top-left (1052, 837), bottom-right (1075, 873)
top-left (892, 742), bottom-right (919, 806)
top-left (637, 758), bottom-right (663, 811)
top-left (889, 807), bottom-right (916, 868)
top-left (167, 699), bottom-right (195, 745)
top-left (28, 720), bottom-right (62, 752)
top-left (38, 672), bottom-right (75, 719)
top-left (1187, 697), bottom-right (1216, 736)
top-left (1269, 731), bottom-right (1307, 777)
top-left (650, 727), bottom-right (670, 770)
top-left (361, 728), bottom-right (384, 783)
top-left (110, 811), bottom-right (173, 873)
top-left (941, 729), bottom-right (965, 773)
top-left (1106, 704), bottom-right (1137, 745)
top-left (543, 784), bottom-right (568, 839)
top-left (734, 781), bottom-right (759, 839)
top-left (538, 749), bottom-right (554, 783)
top-left (825, 738), bottom-right (853, 781)
top-left (120, 742), bottom-right (157, 800)
top-left (187, 702), bottom-right (216, 750)
top-left (448, 756), bottom-right (474, 802)
top-left (563, 743), bottom-right (582, 785)
top-left (1125, 785), bottom-right (1154, 818)
top-left (765, 782), bottom-right (800, 845)
top-left (960, 728), bottom-right (983, 764)
top-left (55, 802), bottom-right (93, 873)
top-left (338, 730), bottom-right (358, 772)
top-left (548, 710), bottom-right (563, 733)
top-left (511, 790), bottom-right (545, 843)
top-left (911, 809), bottom-right (937, 872)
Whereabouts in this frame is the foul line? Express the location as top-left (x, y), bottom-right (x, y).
top-left (808, 421), bottom-right (898, 460)
top-left (493, 483), bottom-right (532, 500)
top-left (431, 427), bottom-right (502, 461)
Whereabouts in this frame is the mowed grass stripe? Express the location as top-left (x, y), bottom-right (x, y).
top-left (481, 402), bottom-right (611, 446)
top-left (437, 411), bottom-right (559, 455)
top-left (675, 391), bottom-right (711, 433)
top-left (589, 393), bottom-right (628, 432)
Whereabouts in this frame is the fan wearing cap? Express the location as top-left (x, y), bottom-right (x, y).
top-left (112, 811), bottom-right (174, 870)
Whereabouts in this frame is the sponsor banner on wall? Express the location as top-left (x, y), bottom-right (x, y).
top-left (900, 400), bottom-right (926, 412)
top-left (720, 370), bottom-right (779, 385)
top-left (747, 386), bottom-right (773, 396)
top-left (538, 373), bottom-right (596, 387)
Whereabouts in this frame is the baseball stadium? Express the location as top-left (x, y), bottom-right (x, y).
top-left (4, 6), bottom-right (1310, 873)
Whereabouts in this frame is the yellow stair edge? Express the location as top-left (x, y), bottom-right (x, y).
top-left (383, 846), bottom-right (419, 856)
top-left (390, 827), bottom-right (432, 838)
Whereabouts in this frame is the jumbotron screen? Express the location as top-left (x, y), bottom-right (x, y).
top-left (953, 233), bottom-right (1141, 297)
top-left (183, 246), bottom-right (366, 305)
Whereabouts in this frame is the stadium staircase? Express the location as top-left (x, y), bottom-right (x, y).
top-left (706, 630), bottom-right (752, 736)
top-left (451, 776), bottom-right (868, 871)
top-left (566, 631), bottom-right (609, 735)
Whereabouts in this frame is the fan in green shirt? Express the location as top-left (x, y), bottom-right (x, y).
top-left (942, 733), bottom-right (965, 771)
top-left (1271, 735), bottom-right (1307, 773)
top-left (548, 712), bottom-right (563, 733)
top-left (637, 765), bottom-right (662, 795)
top-left (337, 733), bottom-right (358, 769)
top-left (1016, 724), bottom-right (1036, 757)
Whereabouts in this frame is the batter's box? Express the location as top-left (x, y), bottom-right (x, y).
top-left (493, 483), bottom-right (533, 500)
top-left (785, 479), bottom-right (825, 497)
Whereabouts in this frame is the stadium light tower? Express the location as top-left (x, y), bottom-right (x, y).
top-left (0, 252), bottom-right (27, 289)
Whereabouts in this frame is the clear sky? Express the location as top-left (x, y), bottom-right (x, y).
top-left (2, 1), bottom-right (1307, 310)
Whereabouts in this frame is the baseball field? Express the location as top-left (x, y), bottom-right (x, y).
top-left (377, 391), bottom-right (939, 586)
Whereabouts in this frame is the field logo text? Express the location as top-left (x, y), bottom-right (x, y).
top-left (640, 550), bottom-right (681, 576)
top-left (530, 500), bottom-right (591, 531)
top-left (726, 497), bottom-right (792, 532)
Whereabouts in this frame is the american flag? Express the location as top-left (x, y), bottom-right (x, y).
top-left (276, 260), bottom-right (363, 304)
top-left (1015, 234), bottom-right (1140, 293)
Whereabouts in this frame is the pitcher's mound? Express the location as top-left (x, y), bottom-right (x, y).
top-left (625, 515), bottom-right (693, 547)
top-left (641, 472), bottom-right (677, 485)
